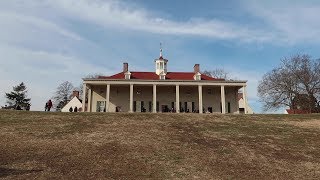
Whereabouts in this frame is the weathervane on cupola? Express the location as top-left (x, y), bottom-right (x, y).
top-left (159, 42), bottom-right (163, 59)
top-left (155, 42), bottom-right (168, 76)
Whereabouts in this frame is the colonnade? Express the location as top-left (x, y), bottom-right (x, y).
top-left (82, 84), bottom-right (247, 114)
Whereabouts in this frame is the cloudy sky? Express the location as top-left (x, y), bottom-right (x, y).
top-left (1, 0), bottom-right (320, 112)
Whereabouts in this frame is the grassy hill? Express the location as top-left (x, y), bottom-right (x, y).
top-left (0, 110), bottom-right (320, 179)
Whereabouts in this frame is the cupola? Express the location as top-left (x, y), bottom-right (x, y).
top-left (155, 44), bottom-right (168, 75)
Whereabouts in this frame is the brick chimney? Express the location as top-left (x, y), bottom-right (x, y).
top-left (194, 64), bottom-right (200, 73)
top-left (72, 90), bottom-right (79, 99)
top-left (123, 62), bottom-right (128, 73)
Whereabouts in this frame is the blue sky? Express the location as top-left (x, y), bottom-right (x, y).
top-left (1, 0), bottom-right (320, 112)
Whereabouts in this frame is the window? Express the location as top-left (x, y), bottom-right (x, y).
top-left (133, 101), bottom-right (136, 112)
top-left (208, 89), bottom-right (212, 94)
top-left (160, 62), bottom-right (163, 69)
top-left (141, 101), bottom-right (145, 112)
top-left (149, 101), bottom-right (152, 112)
top-left (194, 73), bottom-right (201, 80)
top-left (192, 102), bottom-right (195, 112)
top-left (184, 102), bottom-right (187, 112)
top-left (160, 75), bottom-right (165, 80)
top-left (156, 63), bottom-right (159, 69)
top-left (156, 101), bottom-right (159, 112)
top-left (96, 101), bottom-right (105, 112)
top-left (125, 72), bottom-right (131, 79)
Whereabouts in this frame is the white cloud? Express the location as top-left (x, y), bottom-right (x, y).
top-left (0, 44), bottom-right (107, 110)
top-left (0, 0), bottom-right (271, 43)
top-left (0, 11), bottom-right (82, 42)
top-left (43, 0), bottom-right (320, 44)
top-left (1, 0), bottom-right (320, 44)
top-left (246, 1), bottom-right (320, 44)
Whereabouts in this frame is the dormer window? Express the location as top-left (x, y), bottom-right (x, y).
top-left (125, 71), bottom-right (131, 80)
top-left (194, 72), bottom-right (201, 80)
top-left (159, 71), bottom-right (166, 80)
top-left (160, 75), bottom-right (166, 80)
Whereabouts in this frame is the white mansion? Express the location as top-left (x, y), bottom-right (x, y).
top-left (82, 50), bottom-right (249, 114)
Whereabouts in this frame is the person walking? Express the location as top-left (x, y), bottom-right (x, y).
top-left (45, 102), bottom-right (48, 111)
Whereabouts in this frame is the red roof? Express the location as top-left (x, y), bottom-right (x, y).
top-left (286, 109), bottom-right (311, 114)
top-left (98, 71), bottom-right (223, 81)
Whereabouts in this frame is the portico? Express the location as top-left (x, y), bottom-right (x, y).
top-left (82, 81), bottom-right (247, 114)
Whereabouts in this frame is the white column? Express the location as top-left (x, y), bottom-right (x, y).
top-left (106, 84), bottom-right (110, 112)
top-left (176, 85), bottom-right (180, 113)
top-left (198, 85), bottom-right (203, 114)
top-left (221, 86), bottom-right (226, 114)
top-left (82, 83), bottom-right (87, 112)
top-left (129, 84), bottom-right (133, 113)
top-left (153, 84), bottom-right (157, 113)
top-left (87, 87), bottom-right (92, 112)
top-left (243, 85), bottom-right (247, 114)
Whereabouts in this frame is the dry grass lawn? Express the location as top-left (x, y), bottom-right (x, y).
top-left (0, 110), bottom-right (320, 179)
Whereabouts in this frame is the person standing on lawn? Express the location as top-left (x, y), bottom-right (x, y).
top-left (44, 102), bottom-right (48, 111)
top-left (47, 100), bottom-right (53, 111)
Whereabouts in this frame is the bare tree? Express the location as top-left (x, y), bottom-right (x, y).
top-left (258, 54), bottom-right (320, 112)
top-left (258, 67), bottom-right (297, 111)
top-left (202, 68), bottom-right (230, 79)
top-left (53, 81), bottom-right (74, 110)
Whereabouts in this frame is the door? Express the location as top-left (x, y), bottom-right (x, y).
top-left (96, 101), bottom-right (105, 112)
top-left (187, 102), bottom-right (192, 113)
top-left (161, 105), bottom-right (169, 112)
top-left (136, 101), bottom-right (141, 112)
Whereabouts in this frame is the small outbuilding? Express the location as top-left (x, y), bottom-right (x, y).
top-left (238, 93), bottom-right (254, 114)
top-left (61, 91), bottom-right (82, 112)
